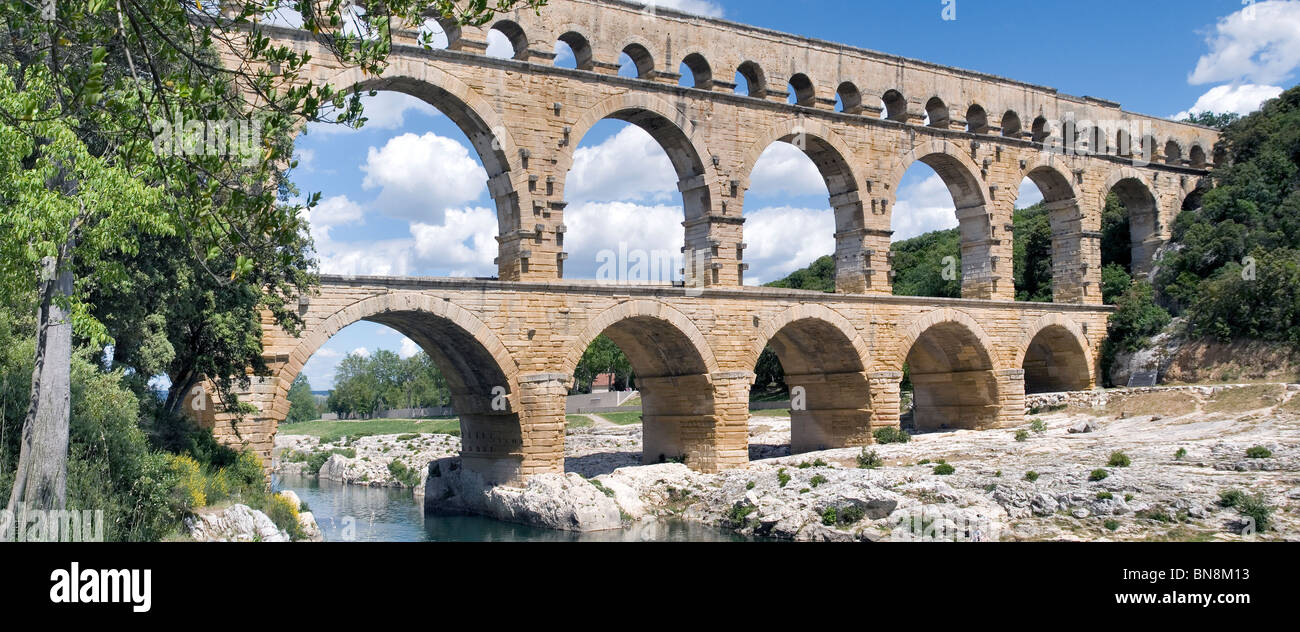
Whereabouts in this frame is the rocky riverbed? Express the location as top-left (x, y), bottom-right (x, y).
top-left (274, 383), bottom-right (1300, 541)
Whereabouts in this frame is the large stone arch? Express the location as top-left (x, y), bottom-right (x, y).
top-left (891, 308), bottom-right (1005, 431)
top-left (562, 299), bottom-right (731, 468)
top-left (283, 292), bottom-right (517, 410)
top-left (562, 299), bottom-right (719, 380)
top-left (560, 92), bottom-right (718, 205)
top-left (1100, 167), bottom-right (1162, 277)
top-left (739, 118), bottom-right (872, 293)
top-left (1018, 155), bottom-right (1096, 304)
top-left (277, 291), bottom-right (531, 482)
top-left (744, 303), bottom-right (869, 372)
top-left (888, 140), bottom-right (997, 299)
top-left (1015, 314), bottom-right (1095, 393)
top-left (746, 304), bottom-right (875, 453)
top-left (318, 62), bottom-right (522, 181)
top-left (889, 308), bottom-right (1003, 372)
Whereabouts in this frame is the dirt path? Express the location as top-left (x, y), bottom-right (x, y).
top-left (584, 414), bottom-right (620, 429)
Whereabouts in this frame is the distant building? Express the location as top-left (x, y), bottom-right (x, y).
top-left (592, 373), bottom-right (615, 393)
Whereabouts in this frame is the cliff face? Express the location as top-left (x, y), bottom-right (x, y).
top-left (1110, 321), bottom-right (1300, 387)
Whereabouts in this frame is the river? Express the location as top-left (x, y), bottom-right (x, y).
top-left (273, 474), bottom-right (754, 542)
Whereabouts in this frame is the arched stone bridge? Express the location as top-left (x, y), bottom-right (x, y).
top-left (200, 0), bottom-right (1218, 482)
top-left (200, 276), bottom-right (1109, 484)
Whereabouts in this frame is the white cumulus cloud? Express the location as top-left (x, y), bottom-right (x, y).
top-left (361, 132), bottom-right (487, 223)
top-left (562, 202), bottom-right (686, 280)
top-left (891, 174), bottom-right (959, 242)
top-left (350, 347), bottom-right (369, 358)
top-left (748, 142), bottom-right (830, 199)
top-left (1174, 83), bottom-right (1284, 119)
top-left (399, 337), bottom-right (421, 359)
top-left (741, 207), bottom-right (836, 285)
top-left (567, 125), bottom-right (677, 203)
top-left (410, 207), bottom-right (500, 277)
top-left (1189, 1), bottom-right (1300, 86)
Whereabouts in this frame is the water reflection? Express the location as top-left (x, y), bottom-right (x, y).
top-left (274, 474), bottom-right (752, 542)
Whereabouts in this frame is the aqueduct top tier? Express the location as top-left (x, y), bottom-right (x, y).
top-left (239, 0), bottom-right (1217, 304)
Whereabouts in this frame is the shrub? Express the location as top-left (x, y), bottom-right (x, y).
top-left (1029, 419), bottom-right (1048, 434)
top-left (1246, 446), bottom-right (1272, 459)
top-left (821, 507), bottom-right (838, 526)
top-left (1107, 452), bottom-right (1131, 467)
top-left (1219, 489), bottom-right (1248, 508)
top-left (777, 468), bottom-right (791, 488)
top-left (745, 480), bottom-right (756, 490)
top-left (725, 503), bottom-right (757, 527)
top-left (1236, 493), bottom-right (1275, 533)
top-left (809, 474), bottom-right (828, 488)
top-left (873, 427), bottom-right (911, 444)
top-left (857, 448), bottom-right (883, 469)
top-left (932, 463), bottom-right (955, 476)
top-left (204, 468), bottom-right (232, 504)
top-left (1174, 447), bottom-right (1188, 460)
top-left (1015, 430), bottom-right (1030, 442)
top-left (1024, 471), bottom-right (1039, 482)
top-left (1089, 469), bottom-right (1110, 482)
top-left (1096, 491), bottom-right (1114, 500)
top-left (839, 506), bottom-right (866, 524)
top-left (1104, 519), bottom-right (1120, 531)
top-left (167, 454), bottom-right (207, 512)
top-left (387, 460), bottom-right (422, 488)
top-left (264, 493), bottom-right (306, 541)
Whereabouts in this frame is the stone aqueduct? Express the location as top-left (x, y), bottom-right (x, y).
top-left (198, 0), bottom-right (1218, 483)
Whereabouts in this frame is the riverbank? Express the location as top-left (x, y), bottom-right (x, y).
top-left (274, 383), bottom-right (1300, 541)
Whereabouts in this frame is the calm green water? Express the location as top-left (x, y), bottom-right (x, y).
top-left (273, 474), bottom-right (751, 542)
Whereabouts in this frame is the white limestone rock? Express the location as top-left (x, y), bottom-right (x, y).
top-left (424, 458), bottom-right (624, 532)
top-left (185, 504), bottom-right (289, 542)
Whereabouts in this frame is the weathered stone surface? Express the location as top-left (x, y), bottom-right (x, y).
top-left (424, 458), bottom-right (624, 532)
top-left (185, 505), bottom-right (289, 542)
top-left (199, 0), bottom-right (1218, 487)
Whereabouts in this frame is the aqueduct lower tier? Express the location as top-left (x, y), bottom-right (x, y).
top-left (196, 276), bottom-right (1111, 484)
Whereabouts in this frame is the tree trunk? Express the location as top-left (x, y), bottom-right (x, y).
top-left (6, 251), bottom-right (74, 514)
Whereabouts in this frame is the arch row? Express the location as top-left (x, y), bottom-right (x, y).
top-left (415, 13), bottom-right (1214, 173)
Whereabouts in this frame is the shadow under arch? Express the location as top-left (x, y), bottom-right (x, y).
top-left (563, 300), bottom-right (731, 469)
top-left (1016, 315), bottom-right (1094, 394)
top-left (279, 292), bottom-right (529, 482)
top-left (1101, 167), bottom-right (1161, 278)
top-left (1019, 157), bottom-right (1093, 304)
top-left (892, 309), bottom-right (1003, 431)
top-left (747, 304), bottom-right (875, 453)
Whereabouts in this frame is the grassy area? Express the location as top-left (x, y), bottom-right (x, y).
top-left (279, 418), bottom-right (460, 443)
top-left (566, 415), bottom-right (594, 430)
top-left (599, 411), bottom-right (644, 426)
top-left (751, 408), bottom-right (790, 418)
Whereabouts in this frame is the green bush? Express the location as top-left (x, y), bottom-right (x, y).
top-left (1028, 419), bottom-right (1048, 434)
top-left (932, 463), bottom-right (955, 476)
top-left (387, 459), bottom-right (422, 488)
top-left (857, 448), bottom-right (883, 469)
top-left (873, 426), bottom-right (911, 444)
top-left (167, 454), bottom-right (207, 512)
top-left (1174, 447), bottom-right (1188, 460)
top-left (821, 507), bottom-right (838, 526)
top-left (1104, 519), bottom-right (1120, 531)
top-left (809, 474), bottom-right (828, 488)
top-left (263, 493), bottom-right (306, 541)
top-left (777, 468), bottom-right (791, 488)
top-left (1089, 469), bottom-right (1110, 482)
top-left (1015, 430), bottom-right (1030, 442)
top-left (1099, 282), bottom-right (1171, 386)
top-left (1246, 446), bottom-right (1272, 459)
top-left (1096, 491), bottom-right (1113, 500)
top-left (1108, 452), bottom-right (1131, 467)
top-left (1024, 471), bottom-right (1039, 482)
top-left (1236, 494), bottom-right (1275, 533)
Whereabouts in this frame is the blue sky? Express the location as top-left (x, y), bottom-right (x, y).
top-left (289, 0), bottom-right (1300, 389)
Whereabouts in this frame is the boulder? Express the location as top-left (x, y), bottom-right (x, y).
top-left (1068, 419), bottom-right (1099, 434)
top-left (424, 458), bottom-right (624, 532)
top-left (185, 504), bottom-right (289, 542)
